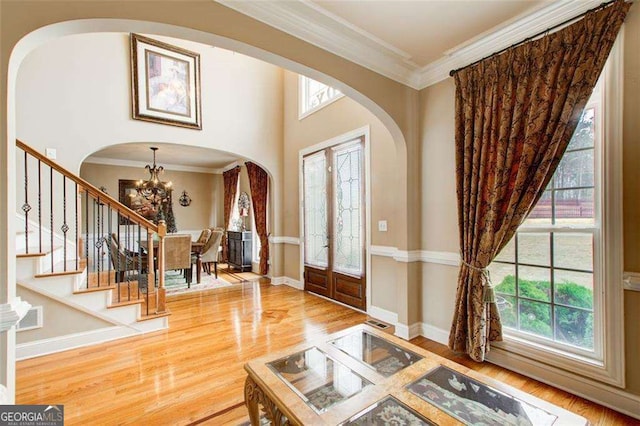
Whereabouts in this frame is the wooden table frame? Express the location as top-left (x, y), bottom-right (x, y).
top-left (243, 324), bottom-right (588, 425)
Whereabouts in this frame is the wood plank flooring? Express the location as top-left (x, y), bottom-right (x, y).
top-left (16, 280), bottom-right (639, 425)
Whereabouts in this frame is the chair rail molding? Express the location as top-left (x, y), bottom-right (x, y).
top-left (369, 245), bottom-right (460, 266)
top-left (269, 236), bottom-right (300, 245)
top-left (623, 272), bottom-right (640, 291)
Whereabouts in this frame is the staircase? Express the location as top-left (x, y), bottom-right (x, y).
top-left (14, 140), bottom-right (170, 359)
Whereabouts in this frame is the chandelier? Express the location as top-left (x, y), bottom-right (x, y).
top-left (136, 147), bottom-right (172, 208)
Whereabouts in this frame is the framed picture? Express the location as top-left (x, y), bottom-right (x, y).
top-left (118, 179), bottom-right (172, 225)
top-left (130, 33), bottom-right (202, 129)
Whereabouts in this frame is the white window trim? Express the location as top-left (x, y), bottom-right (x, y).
top-left (298, 75), bottom-right (345, 120)
top-left (489, 34), bottom-right (625, 388)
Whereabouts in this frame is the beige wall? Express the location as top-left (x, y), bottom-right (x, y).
top-left (16, 287), bottom-right (113, 344)
top-left (14, 31), bottom-right (284, 236)
top-left (282, 70), bottom-right (401, 314)
top-left (418, 6), bottom-right (640, 396)
top-left (80, 163), bottom-right (223, 232)
top-left (621, 7), bottom-right (640, 396)
top-left (283, 71), bottom-right (399, 245)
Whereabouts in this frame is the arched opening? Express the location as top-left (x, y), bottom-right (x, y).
top-left (2, 13), bottom-right (414, 407)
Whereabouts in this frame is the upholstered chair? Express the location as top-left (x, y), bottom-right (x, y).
top-left (108, 233), bottom-right (147, 283)
top-left (163, 234), bottom-right (194, 287)
top-left (196, 230), bottom-right (224, 278)
top-left (196, 228), bottom-right (212, 244)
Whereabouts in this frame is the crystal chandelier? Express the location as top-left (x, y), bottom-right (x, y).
top-left (136, 147), bottom-right (172, 208)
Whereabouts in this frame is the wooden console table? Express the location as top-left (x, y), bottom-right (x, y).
top-left (228, 230), bottom-right (252, 272)
top-left (244, 324), bottom-right (587, 425)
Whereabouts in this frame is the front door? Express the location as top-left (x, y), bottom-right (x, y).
top-left (302, 137), bottom-right (366, 310)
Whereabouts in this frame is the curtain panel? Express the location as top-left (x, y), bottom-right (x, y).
top-left (449, 0), bottom-right (630, 362)
top-left (222, 166), bottom-right (241, 262)
top-left (245, 162), bottom-right (270, 275)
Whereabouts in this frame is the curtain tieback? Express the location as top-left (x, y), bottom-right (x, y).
top-left (460, 258), bottom-right (496, 304)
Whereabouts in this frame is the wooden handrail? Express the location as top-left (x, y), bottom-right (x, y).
top-left (17, 139), bottom-right (158, 232)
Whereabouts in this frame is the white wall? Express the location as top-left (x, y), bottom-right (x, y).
top-left (16, 32), bottom-right (284, 235)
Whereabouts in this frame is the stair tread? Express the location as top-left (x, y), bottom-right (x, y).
top-left (138, 310), bottom-right (171, 322)
top-left (16, 245), bottom-right (60, 257)
top-left (73, 284), bottom-right (117, 294)
top-left (35, 259), bottom-right (86, 277)
top-left (108, 298), bottom-right (144, 308)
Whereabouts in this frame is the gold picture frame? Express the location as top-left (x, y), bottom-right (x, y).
top-left (130, 33), bottom-right (202, 129)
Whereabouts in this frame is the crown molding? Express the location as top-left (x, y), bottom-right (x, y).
top-left (83, 156), bottom-right (224, 174)
top-left (217, 0), bottom-right (422, 89)
top-left (417, 0), bottom-right (604, 87)
top-left (218, 0), bottom-right (605, 90)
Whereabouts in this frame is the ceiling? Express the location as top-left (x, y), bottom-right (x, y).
top-left (219, 0), bottom-right (604, 88)
top-left (310, 0), bottom-right (548, 68)
top-left (85, 142), bottom-right (241, 173)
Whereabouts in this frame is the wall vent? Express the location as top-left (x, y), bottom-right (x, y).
top-left (17, 306), bottom-right (42, 332)
top-left (365, 319), bottom-right (390, 330)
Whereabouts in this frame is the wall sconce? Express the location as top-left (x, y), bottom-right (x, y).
top-left (178, 190), bottom-right (192, 207)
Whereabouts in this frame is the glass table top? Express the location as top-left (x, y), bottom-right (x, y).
top-left (267, 346), bottom-right (373, 414)
top-left (330, 330), bottom-right (423, 377)
top-left (339, 395), bottom-right (436, 425)
top-left (407, 365), bottom-right (558, 426)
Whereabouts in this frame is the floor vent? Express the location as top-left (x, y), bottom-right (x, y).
top-left (365, 319), bottom-right (390, 329)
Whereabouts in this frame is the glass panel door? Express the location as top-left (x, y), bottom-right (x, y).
top-left (303, 151), bottom-right (328, 269)
top-left (333, 142), bottom-right (363, 276)
top-left (302, 137), bottom-right (366, 310)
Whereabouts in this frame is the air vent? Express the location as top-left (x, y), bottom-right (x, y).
top-left (365, 319), bottom-right (390, 330)
top-left (17, 306), bottom-right (42, 331)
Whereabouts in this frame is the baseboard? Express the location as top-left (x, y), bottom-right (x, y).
top-left (395, 322), bottom-right (422, 340)
top-left (367, 305), bottom-right (398, 326)
top-left (419, 322), bottom-right (640, 420)
top-left (16, 326), bottom-right (136, 360)
top-left (270, 276), bottom-right (303, 290)
top-left (421, 322), bottom-right (450, 345)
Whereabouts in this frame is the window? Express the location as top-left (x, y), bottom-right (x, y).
top-left (299, 76), bottom-right (343, 119)
top-left (488, 43), bottom-right (625, 386)
top-left (491, 91), bottom-right (599, 355)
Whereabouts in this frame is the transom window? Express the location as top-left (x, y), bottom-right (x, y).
top-left (299, 76), bottom-right (343, 119)
top-left (490, 83), bottom-right (601, 356)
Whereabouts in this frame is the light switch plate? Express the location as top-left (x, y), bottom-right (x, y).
top-left (378, 220), bottom-right (388, 232)
top-left (45, 148), bottom-right (57, 159)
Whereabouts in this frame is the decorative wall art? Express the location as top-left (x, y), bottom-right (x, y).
top-left (130, 33), bottom-right (202, 129)
top-left (118, 179), bottom-right (172, 225)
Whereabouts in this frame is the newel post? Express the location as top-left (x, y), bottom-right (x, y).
top-left (156, 220), bottom-right (167, 314)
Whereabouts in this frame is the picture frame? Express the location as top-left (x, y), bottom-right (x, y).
top-left (130, 33), bottom-right (202, 129)
top-left (118, 179), bottom-right (172, 224)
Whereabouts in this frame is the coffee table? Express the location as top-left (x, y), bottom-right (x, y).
top-left (244, 324), bottom-right (588, 425)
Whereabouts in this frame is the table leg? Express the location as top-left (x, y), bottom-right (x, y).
top-left (196, 253), bottom-right (202, 284)
top-left (244, 376), bottom-right (262, 426)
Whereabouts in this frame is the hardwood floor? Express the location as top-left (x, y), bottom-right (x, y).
top-left (16, 280), bottom-right (639, 425)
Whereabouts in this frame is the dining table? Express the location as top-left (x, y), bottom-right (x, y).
top-left (140, 239), bottom-right (206, 284)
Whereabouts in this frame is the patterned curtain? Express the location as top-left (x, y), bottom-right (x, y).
top-left (222, 166), bottom-right (240, 262)
top-left (245, 162), bottom-right (270, 275)
top-left (449, 0), bottom-right (630, 362)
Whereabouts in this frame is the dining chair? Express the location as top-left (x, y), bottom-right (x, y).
top-left (196, 230), bottom-right (224, 279)
top-left (163, 234), bottom-right (193, 287)
top-left (196, 228), bottom-right (212, 244)
top-left (108, 233), bottom-right (148, 283)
